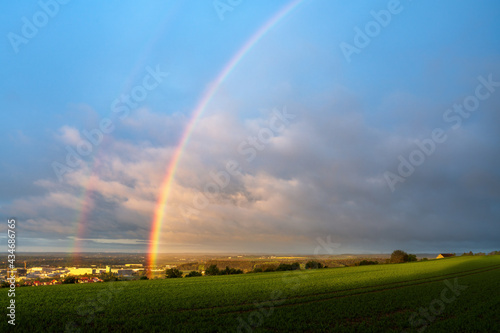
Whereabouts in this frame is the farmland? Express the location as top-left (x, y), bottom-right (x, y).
top-left (2, 255), bottom-right (499, 332)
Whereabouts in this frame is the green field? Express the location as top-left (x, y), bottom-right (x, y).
top-left (2, 255), bottom-right (499, 332)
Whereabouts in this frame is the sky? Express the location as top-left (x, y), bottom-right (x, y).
top-left (0, 0), bottom-right (499, 255)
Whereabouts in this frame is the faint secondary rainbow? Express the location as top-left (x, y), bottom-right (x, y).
top-left (148, 0), bottom-right (305, 267)
top-left (70, 165), bottom-right (98, 263)
top-left (68, 6), bottom-right (180, 258)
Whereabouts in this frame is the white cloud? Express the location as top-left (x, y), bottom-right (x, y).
top-left (55, 125), bottom-right (82, 146)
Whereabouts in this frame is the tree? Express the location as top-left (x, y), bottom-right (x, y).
top-left (220, 266), bottom-right (231, 275)
top-left (99, 272), bottom-right (118, 282)
top-left (63, 276), bottom-right (77, 284)
top-left (139, 276), bottom-right (149, 280)
top-left (306, 261), bottom-right (324, 269)
top-left (205, 265), bottom-right (220, 276)
top-left (185, 271), bottom-right (202, 277)
top-left (407, 254), bottom-right (417, 262)
top-left (165, 268), bottom-right (183, 278)
top-left (391, 250), bottom-right (418, 263)
top-left (276, 262), bottom-right (301, 271)
top-left (218, 266), bottom-right (243, 275)
top-left (390, 250), bottom-right (409, 263)
top-left (276, 263), bottom-right (289, 271)
top-left (358, 260), bottom-right (378, 266)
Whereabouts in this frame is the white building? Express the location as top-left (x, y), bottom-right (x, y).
top-left (68, 267), bottom-right (95, 275)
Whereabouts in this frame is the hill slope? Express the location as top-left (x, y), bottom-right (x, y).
top-left (2, 255), bottom-right (499, 332)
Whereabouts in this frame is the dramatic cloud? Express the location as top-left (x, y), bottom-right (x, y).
top-left (1, 1), bottom-right (499, 254)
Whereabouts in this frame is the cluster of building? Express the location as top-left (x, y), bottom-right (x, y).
top-left (19, 276), bottom-right (104, 287)
top-left (1, 263), bottom-right (145, 285)
top-left (25, 279), bottom-right (62, 286)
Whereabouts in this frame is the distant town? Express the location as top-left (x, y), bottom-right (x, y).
top-left (2, 262), bottom-right (145, 286)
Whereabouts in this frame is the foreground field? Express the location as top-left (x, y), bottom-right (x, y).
top-left (2, 255), bottom-right (499, 332)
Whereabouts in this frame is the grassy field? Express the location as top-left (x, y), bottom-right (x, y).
top-left (2, 255), bottom-right (499, 332)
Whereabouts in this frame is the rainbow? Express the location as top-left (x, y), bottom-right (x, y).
top-left (68, 6), bottom-right (182, 258)
top-left (71, 167), bottom-right (98, 263)
top-left (148, 0), bottom-right (305, 268)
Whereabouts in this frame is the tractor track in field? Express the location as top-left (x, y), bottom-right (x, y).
top-left (170, 263), bottom-right (500, 316)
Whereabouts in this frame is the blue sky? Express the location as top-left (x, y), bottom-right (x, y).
top-left (1, 0), bottom-right (499, 254)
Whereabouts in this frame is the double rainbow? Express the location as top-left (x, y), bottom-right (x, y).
top-left (147, 0), bottom-right (304, 268)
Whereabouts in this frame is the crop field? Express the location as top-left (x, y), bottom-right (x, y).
top-left (2, 255), bottom-right (499, 332)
